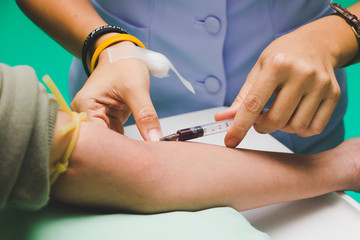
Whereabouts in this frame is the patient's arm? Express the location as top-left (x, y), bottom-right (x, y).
top-left (51, 121), bottom-right (360, 213)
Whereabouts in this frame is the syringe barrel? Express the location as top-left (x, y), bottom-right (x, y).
top-left (177, 126), bottom-right (204, 141)
top-left (202, 120), bottom-right (233, 136)
top-left (176, 119), bottom-right (233, 141)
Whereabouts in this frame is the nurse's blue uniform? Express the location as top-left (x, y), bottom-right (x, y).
top-left (69, 0), bottom-right (347, 154)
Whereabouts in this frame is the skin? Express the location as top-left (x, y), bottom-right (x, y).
top-left (50, 112), bottom-right (360, 213)
top-left (17, 0), bottom-right (360, 146)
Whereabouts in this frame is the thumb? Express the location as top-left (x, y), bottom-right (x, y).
top-left (127, 90), bottom-right (163, 141)
top-left (87, 113), bottom-right (110, 129)
top-left (215, 63), bottom-right (260, 121)
top-left (214, 99), bottom-right (242, 121)
top-left (71, 98), bottom-right (110, 128)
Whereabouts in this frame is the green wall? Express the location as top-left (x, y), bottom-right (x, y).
top-left (0, 1), bottom-right (72, 103)
top-left (1, 1), bottom-right (359, 202)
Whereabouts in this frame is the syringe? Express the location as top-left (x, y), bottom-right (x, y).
top-left (159, 119), bottom-right (233, 141)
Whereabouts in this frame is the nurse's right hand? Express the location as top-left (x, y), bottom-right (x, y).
top-left (71, 41), bottom-right (163, 141)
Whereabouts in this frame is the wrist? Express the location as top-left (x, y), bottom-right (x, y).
top-left (330, 3), bottom-right (360, 67)
top-left (297, 14), bottom-right (358, 68)
top-left (97, 40), bottom-right (137, 65)
top-left (90, 32), bottom-right (119, 61)
top-left (314, 148), bottom-right (354, 192)
top-left (324, 15), bottom-right (358, 68)
top-left (81, 25), bottom-right (129, 76)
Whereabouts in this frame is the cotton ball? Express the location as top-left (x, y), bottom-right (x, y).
top-left (144, 51), bottom-right (171, 78)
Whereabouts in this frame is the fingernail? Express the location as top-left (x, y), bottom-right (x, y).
top-left (226, 137), bottom-right (240, 148)
top-left (148, 129), bottom-right (163, 141)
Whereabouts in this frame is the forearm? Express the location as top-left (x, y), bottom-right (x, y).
top-left (51, 122), bottom-right (355, 213)
top-left (16, 0), bottom-right (107, 57)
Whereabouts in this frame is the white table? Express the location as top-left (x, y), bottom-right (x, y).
top-left (125, 107), bottom-right (360, 240)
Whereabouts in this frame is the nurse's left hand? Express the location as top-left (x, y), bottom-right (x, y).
top-left (215, 26), bottom-right (341, 148)
top-left (71, 41), bottom-right (163, 141)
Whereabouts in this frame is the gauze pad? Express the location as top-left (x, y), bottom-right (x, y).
top-left (107, 44), bottom-right (195, 94)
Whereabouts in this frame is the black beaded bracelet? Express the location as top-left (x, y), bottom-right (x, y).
top-left (82, 25), bottom-right (128, 76)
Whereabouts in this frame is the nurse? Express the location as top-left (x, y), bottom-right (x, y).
top-left (17, 0), bottom-right (360, 153)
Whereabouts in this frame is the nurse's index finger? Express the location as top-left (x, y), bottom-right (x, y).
top-left (225, 74), bottom-right (277, 147)
top-left (125, 89), bottom-right (163, 141)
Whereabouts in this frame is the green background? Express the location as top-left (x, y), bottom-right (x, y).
top-left (0, 1), bottom-right (359, 203)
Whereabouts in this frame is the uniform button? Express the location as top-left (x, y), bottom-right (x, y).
top-left (204, 16), bottom-right (221, 34)
top-left (204, 76), bottom-right (221, 93)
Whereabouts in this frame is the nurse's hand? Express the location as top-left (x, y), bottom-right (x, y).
top-left (215, 26), bottom-right (341, 148)
top-left (71, 42), bottom-right (163, 141)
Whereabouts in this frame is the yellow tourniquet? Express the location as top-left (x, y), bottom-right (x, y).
top-left (43, 75), bottom-right (87, 185)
